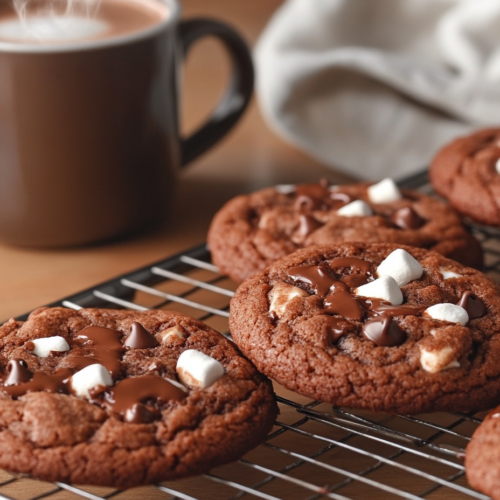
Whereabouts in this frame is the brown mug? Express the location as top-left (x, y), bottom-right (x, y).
top-left (0, 0), bottom-right (253, 247)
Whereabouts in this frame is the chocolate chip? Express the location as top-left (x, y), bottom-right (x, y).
top-left (5, 359), bottom-right (32, 386)
top-left (124, 322), bottom-right (159, 349)
top-left (295, 214), bottom-right (324, 240)
top-left (458, 292), bottom-right (487, 319)
top-left (325, 317), bottom-right (351, 344)
top-left (124, 403), bottom-right (156, 424)
top-left (362, 316), bottom-right (406, 347)
top-left (269, 311), bottom-right (278, 325)
top-left (391, 207), bottom-right (426, 230)
top-left (295, 195), bottom-right (316, 212)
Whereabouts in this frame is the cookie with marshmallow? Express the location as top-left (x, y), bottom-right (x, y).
top-left (209, 179), bottom-right (482, 284)
top-left (230, 242), bottom-right (500, 415)
top-left (0, 307), bottom-right (278, 488)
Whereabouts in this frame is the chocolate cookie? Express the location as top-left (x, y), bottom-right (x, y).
top-left (208, 179), bottom-right (482, 284)
top-left (229, 243), bottom-right (500, 414)
top-left (0, 307), bottom-right (277, 488)
top-left (430, 127), bottom-right (500, 227)
top-left (466, 406), bottom-right (500, 499)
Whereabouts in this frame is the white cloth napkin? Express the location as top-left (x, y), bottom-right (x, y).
top-left (255, 0), bottom-right (500, 180)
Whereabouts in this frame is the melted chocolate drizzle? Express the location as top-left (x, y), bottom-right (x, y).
top-left (362, 298), bottom-right (424, 318)
top-left (288, 265), bottom-right (339, 296)
top-left (1, 324), bottom-right (182, 424)
top-left (458, 292), bottom-right (486, 319)
top-left (342, 274), bottom-right (370, 287)
top-left (2, 369), bottom-right (73, 397)
top-left (330, 257), bottom-right (372, 287)
top-left (392, 207), bottom-right (426, 230)
top-left (124, 323), bottom-right (159, 349)
top-left (287, 256), bottom-right (416, 347)
top-left (69, 326), bottom-right (124, 376)
top-left (362, 316), bottom-right (406, 346)
top-left (104, 375), bottom-right (186, 419)
top-left (324, 289), bottom-right (364, 321)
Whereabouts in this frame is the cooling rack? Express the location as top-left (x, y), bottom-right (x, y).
top-left (2, 170), bottom-right (498, 500)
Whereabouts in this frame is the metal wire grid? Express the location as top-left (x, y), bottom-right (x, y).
top-left (2, 171), bottom-right (497, 500)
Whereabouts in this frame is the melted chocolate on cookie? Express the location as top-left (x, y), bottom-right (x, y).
top-left (288, 256), bottom-right (423, 347)
top-left (0, 323), bottom-right (184, 423)
top-left (362, 316), bottom-right (406, 347)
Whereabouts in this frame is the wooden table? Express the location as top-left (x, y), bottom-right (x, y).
top-left (0, 0), bottom-right (354, 322)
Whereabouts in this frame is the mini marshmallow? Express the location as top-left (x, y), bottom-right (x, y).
top-left (269, 282), bottom-right (309, 317)
top-left (31, 336), bottom-right (70, 358)
top-left (160, 326), bottom-right (185, 343)
top-left (355, 276), bottom-right (403, 305)
top-left (425, 303), bottom-right (469, 326)
top-left (337, 200), bottom-right (373, 217)
top-left (439, 267), bottom-right (462, 280)
top-left (367, 178), bottom-right (402, 204)
top-left (275, 184), bottom-right (295, 194)
top-left (70, 364), bottom-right (113, 398)
top-left (176, 350), bottom-right (224, 389)
top-left (258, 211), bottom-right (274, 230)
top-left (376, 249), bottom-right (423, 287)
top-left (420, 347), bottom-right (460, 373)
top-left (496, 158), bottom-right (500, 175)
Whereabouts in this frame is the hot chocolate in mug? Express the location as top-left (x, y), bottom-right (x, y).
top-left (0, 0), bottom-right (253, 246)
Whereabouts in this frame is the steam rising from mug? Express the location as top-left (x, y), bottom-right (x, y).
top-left (13, 0), bottom-right (101, 19)
top-left (0, 0), bottom-right (107, 42)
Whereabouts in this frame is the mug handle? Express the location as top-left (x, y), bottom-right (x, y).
top-left (178, 18), bottom-right (254, 166)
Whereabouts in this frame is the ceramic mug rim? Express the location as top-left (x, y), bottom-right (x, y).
top-left (0, 0), bottom-right (179, 53)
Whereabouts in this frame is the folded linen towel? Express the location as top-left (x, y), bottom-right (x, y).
top-left (256, 0), bottom-right (500, 180)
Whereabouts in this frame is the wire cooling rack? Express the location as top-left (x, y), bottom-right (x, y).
top-left (2, 171), bottom-right (498, 500)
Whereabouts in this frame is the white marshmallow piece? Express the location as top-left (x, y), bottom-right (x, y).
top-left (269, 282), bottom-right (309, 317)
top-left (337, 200), bottom-right (373, 218)
top-left (376, 249), bottom-right (423, 287)
top-left (496, 158), bottom-right (500, 175)
top-left (160, 326), bottom-right (185, 343)
top-left (176, 350), bottom-right (224, 389)
top-left (31, 336), bottom-right (70, 358)
top-left (355, 276), bottom-right (403, 305)
top-left (275, 184), bottom-right (295, 194)
top-left (425, 303), bottom-right (469, 326)
top-left (420, 347), bottom-right (460, 373)
top-left (367, 178), bottom-right (402, 204)
top-left (439, 267), bottom-right (462, 280)
top-left (70, 364), bottom-right (113, 399)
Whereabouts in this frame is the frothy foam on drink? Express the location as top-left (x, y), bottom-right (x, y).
top-left (0, 0), bottom-right (108, 42)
